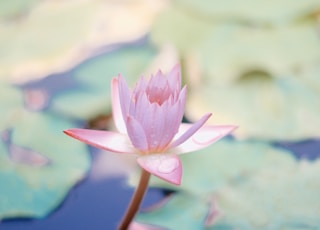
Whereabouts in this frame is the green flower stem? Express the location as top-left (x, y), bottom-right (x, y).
top-left (118, 169), bottom-right (151, 230)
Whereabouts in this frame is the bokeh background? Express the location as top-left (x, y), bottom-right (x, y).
top-left (1, 0), bottom-right (320, 229)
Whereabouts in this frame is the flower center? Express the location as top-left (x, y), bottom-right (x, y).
top-left (146, 85), bottom-right (171, 105)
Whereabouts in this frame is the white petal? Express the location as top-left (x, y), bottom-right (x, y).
top-left (170, 113), bottom-right (212, 149)
top-left (64, 128), bottom-right (135, 154)
top-left (171, 125), bottom-right (237, 154)
top-left (111, 77), bottom-right (127, 134)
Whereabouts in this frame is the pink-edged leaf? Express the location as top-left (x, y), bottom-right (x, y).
top-left (129, 221), bottom-right (167, 230)
top-left (9, 144), bottom-right (50, 167)
top-left (170, 113), bottom-right (212, 149)
top-left (111, 77), bottom-right (127, 134)
top-left (64, 128), bottom-right (135, 154)
top-left (171, 125), bottom-right (237, 154)
top-left (205, 197), bottom-right (223, 227)
top-left (126, 116), bottom-right (149, 152)
top-left (137, 154), bottom-right (182, 185)
top-left (23, 88), bottom-right (49, 111)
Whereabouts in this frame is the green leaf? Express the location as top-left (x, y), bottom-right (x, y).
top-left (136, 140), bottom-right (320, 229)
top-left (173, 0), bottom-right (320, 25)
top-left (194, 24), bottom-right (320, 86)
top-left (151, 4), bottom-right (320, 140)
top-left (0, 0), bottom-right (157, 83)
top-left (0, 111), bottom-right (90, 219)
top-left (0, 83), bottom-right (24, 130)
top-left (50, 43), bottom-right (158, 120)
top-left (151, 5), bottom-right (212, 55)
top-left (145, 140), bottom-right (297, 195)
top-left (0, 0), bottom-right (40, 20)
top-left (136, 193), bottom-right (209, 229)
top-left (186, 71), bottom-right (320, 140)
top-left (212, 160), bottom-right (320, 229)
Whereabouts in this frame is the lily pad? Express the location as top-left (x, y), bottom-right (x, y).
top-left (50, 43), bottom-right (158, 120)
top-left (173, 0), bottom-right (320, 25)
top-left (151, 5), bottom-right (212, 56)
top-left (151, 4), bottom-right (320, 140)
top-left (0, 0), bottom-right (40, 20)
top-left (136, 140), bottom-right (320, 229)
top-left (0, 83), bottom-right (24, 130)
top-left (0, 111), bottom-right (90, 219)
top-left (141, 140), bottom-right (297, 195)
top-left (152, 5), bottom-right (320, 85)
top-left (0, 0), bottom-right (163, 83)
top-left (213, 160), bottom-right (320, 229)
top-left (0, 82), bottom-right (90, 220)
top-left (195, 23), bottom-right (320, 86)
top-left (186, 73), bottom-right (320, 140)
top-left (136, 193), bottom-right (209, 230)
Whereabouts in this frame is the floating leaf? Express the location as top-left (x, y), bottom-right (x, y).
top-left (23, 88), bottom-right (49, 111)
top-left (142, 140), bottom-right (297, 195)
top-left (8, 142), bottom-right (50, 167)
top-left (0, 83), bottom-right (24, 130)
top-left (0, 111), bottom-right (90, 219)
top-left (186, 73), bottom-right (320, 140)
top-left (151, 4), bottom-right (320, 140)
top-left (151, 5), bottom-right (212, 56)
top-left (50, 43), bottom-right (158, 120)
top-left (136, 140), bottom-right (320, 229)
top-left (136, 193), bottom-right (210, 230)
top-left (0, 0), bottom-right (164, 83)
top-left (195, 24), bottom-right (320, 85)
top-left (0, 0), bottom-right (40, 20)
top-left (130, 221), bottom-right (168, 230)
top-left (173, 0), bottom-right (320, 25)
top-left (212, 160), bottom-right (320, 229)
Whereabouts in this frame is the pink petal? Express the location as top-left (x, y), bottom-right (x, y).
top-left (170, 113), bottom-right (212, 149)
top-left (131, 90), bottom-right (150, 125)
top-left (118, 74), bottom-right (132, 123)
top-left (137, 154), bottom-right (182, 185)
top-left (147, 103), bottom-right (166, 150)
top-left (133, 76), bottom-right (148, 93)
top-left (126, 116), bottom-right (149, 152)
top-left (156, 102), bottom-right (177, 150)
top-left (166, 64), bottom-right (181, 92)
top-left (133, 99), bottom-right (159, 149)
top-left (148, 70), bottom-right (165, 89)
top-left (146, 71), bottom-right (172, 105)
top-left (63, 128), bottom-right (135, 154)
top-left (157, 91), bottom-right (185, 149)
top-left (176, 86), bottom-right (187, 121)
top-left (171, 125), bottom-right (237, 154)
top-left (111, 77), bottom-right (127, 134)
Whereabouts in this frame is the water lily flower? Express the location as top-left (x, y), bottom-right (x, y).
top-left (64, 64), bottom-right (236, 185)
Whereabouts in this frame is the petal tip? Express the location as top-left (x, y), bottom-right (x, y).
top-left (206, 112), bottom-right (213, 119)
top-left (224, 125), bottom-right (238, 135)
top-left (63, 128), bottom-right (77, 137)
